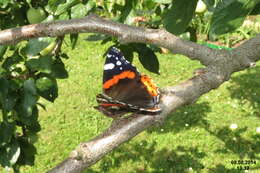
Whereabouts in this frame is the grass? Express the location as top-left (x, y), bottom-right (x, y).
top-left (10, 34), bottom-right (260, 172)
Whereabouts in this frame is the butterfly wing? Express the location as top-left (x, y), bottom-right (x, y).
top-left (102, 47), bottom-right (138, 86)
top-left (96, 47), bottom-right (160, 117)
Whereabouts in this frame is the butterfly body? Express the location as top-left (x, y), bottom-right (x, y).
top-left (95, 47), bottom-right (161, 118)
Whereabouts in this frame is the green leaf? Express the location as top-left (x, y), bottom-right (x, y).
top-left (54, 0), bottom-right (81, 16)
top-left (118, 44), bottom-right (134, 63)
top-left (39, 41), bottom-right (57, 56)
top-left (26, 55), bottom-right (53, 73)
top-left (27, 121), bottom-right (41, 133)
top-left (163, 0), bottom-right (198, 35)
top-left (51, 58), bottom-right (68, 79)
top-left (9, 78), bottom-right (23, 91)
top-left (0, 45), bottom-right (8, 61)
top-left (85, 0), bottom-right (96, 13)
top-left (21, 79), bottom-right (38, 117)
top-left (70, 33), bottom-right (78, 50)
top-left (2, 54), bottom-right (23, 71)
top-left (3, 93), bottom-right (17, 111)
top-left (26, 107), bottom-right (41, 133)
top-left (134, 44), bottom-right (160, 74)
top-left (203, 0), bottom-right (215, 9)
top-left (36, 75), bottom-right (58, 102)
top-left (48, 0), bottom-right (63, 9)
top-left (0, 78), bottom-right (9, 106)
top-left (24, 79), bottom-right (37, 95)
top-left (85, 34), bottom-right (111, 42)
top-left (103, 0), bottom-right (116, 12)
top-left (124, 9), bottom-right (137, 25)
top-left (8, 141), bottom-right (20, 166)
top-left (186, 27), bottom-right (197, 42)
top-left (0, 122), bottom-right (15, 147)
top-left (18, 105), bottom-right (40, 128)
top-left (209, 0), bottom-right (259, 36)
top-left (0, 0), bottom-right (10, 7)
top-left (58, 11), bottom-right (70, 20)
top-left (46, 0), bottom-right (59, 14)
top-left (179, 32), bottom-right (191, 41)
top-left (0, 67), bottom-right (7, 78)
top-left (71, 3), bottom-right (87, 18)
top-left (118, 0), bottom-right (138, 23)
top-left (0, 148), bottom-right (8, 167)
top-left (25, 38), bottom-right (53, 57)
top-left (0, 78), bottom-right (17, 111)
top-left (0, 139), bottom-right (20, 167)
top-left (250, 2), bottom-right (260, 14)
top-left (17, 137), bottom-right (36, 166)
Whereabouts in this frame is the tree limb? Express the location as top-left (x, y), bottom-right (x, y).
top-left (0, 14), bottom-right (225, 66)
top-left (0, 14), bottom-right (259, 173)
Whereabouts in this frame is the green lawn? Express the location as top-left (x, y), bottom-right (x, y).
top-left (15, 34), bottom-right (260, 173)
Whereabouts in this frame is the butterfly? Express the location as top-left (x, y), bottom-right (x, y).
top-left (95, 47), bottom-right (161, 118)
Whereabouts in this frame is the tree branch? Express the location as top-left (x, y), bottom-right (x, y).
top-left (0, 14), bottom-right (259, 173)
top-left (1, 14), bottom-right (259, 66)
top-left (0, 14), bottom-right (220, 66)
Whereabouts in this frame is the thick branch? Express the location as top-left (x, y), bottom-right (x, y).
top-left (1, 14), bottom-right (259, 66)
top-left (233, 34), bottom-right (260, 65)
top-left (0, 14), bottom-right (220, 66)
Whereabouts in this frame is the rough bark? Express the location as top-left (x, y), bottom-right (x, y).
top-left (0, 14), bottom-right (259, 173)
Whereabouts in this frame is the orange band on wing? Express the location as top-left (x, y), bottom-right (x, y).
top-left (140, 75), bottom-right (159, 96)
top-left (103, 71), bottom-right (136, 89)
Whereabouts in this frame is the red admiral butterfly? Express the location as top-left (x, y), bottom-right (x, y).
top-left (95, 47), bottom-right (161, 117)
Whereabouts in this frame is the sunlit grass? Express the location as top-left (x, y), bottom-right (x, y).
top-left (13, 34), bottom-right (260, 173)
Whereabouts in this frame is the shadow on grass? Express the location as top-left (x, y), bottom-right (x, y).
top-left (86, 142), bottom-right (206, 173)
top-left (205, 127), bottom-right (260, 172)
top-left (227, 66), bottom-right (260, 117)
top-left (208, 164), bottom-right (241, 172)
top-left (147, 102), bottom-right (211, 134)
top-left (207, 127), bottom-right (260, 159)
top-left (85, 136), bottom-right (259, 173)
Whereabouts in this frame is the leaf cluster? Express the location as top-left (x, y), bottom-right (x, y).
top-left (0, 37), bottom-right (69, 171)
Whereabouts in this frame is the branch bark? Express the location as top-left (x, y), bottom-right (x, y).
top-left (0, 14), bottom-right (259, 173)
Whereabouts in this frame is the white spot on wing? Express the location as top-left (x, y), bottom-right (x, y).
top-left (107, 54), bottom-right (112, 58)
top-left (116, 61), bottom-right (122, 66)
top-left (120, 67), bottom-right (123, 70)
top-left (104, 63), bottom-right (115, 70)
